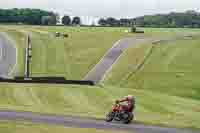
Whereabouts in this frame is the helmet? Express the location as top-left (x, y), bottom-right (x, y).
top-left (126, 95), bottom-right (133, 100)
top-left (127, 95), bottom-right (136, 102)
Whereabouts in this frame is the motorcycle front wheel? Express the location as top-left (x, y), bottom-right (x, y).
top-left (106, 111), bottom-right (115, 122)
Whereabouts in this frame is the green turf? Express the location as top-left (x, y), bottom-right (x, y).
top-left (0, 26), bottom-right (200, 129)
top-left (143, 28), bottom-right (200, 36)
top-left (0, 120), bottom-right (125, 133)
top-left (0, 25), bottom-right (132, 79)
top-left (0, 83), bottom-right (199, 129)
top-left (103, 43), bottom-right (152, 85)
top-left (104, 34), bottom-right (200, 100)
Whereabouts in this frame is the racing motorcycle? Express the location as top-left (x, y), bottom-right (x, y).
top-left (105, 103), bottom-right (134, 124)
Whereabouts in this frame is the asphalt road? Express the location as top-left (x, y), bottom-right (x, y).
top-left (0, 33), bottom-right (198, 132)
top-left (83, 35), bottom-right (157, 83)
top-left (0, 110), bottom-right (198, 133)
top-left (83, 34), bottom-right (196, 83)
top-left (0, 33), bottom-right (16, 77)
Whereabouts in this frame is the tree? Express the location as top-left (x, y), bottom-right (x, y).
top-left (133, 10), bottom-right (200, 28)
top-left (0, 8), bottom-right (56, 25)
top-left (119, 19), bottom-right (132, 27)
top-left (41, 16), bottom-right (50, 25)
top-left (98, 18), bottom-right (107, 26)
top-left (106, 17), bottom-right (120, 27)
top-left (72, 16), bottom-right (81, 25)
top-left (62, 15), bottom-right (71, 25)
top-left (41, 15), bottom-right (57, 25)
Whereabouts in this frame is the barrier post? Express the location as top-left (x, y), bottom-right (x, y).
top-left (24, 35), bottom-right (31, 78)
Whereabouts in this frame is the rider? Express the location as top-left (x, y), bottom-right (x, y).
top-left (115, 95), bottom-right (135, 112)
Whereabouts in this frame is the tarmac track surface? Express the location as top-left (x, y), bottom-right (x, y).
top-left (83, 35), bottom-right (160, 83)
top-left (0, 33), bottom-right (16, 77)
top-left (0, 34), bottom-right (199, 133)
top-left (0, 110), bottom-right (198, 133)
top-left (83, 34), bottom-right (196, 83)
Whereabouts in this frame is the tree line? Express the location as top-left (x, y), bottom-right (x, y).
top-left (0, 8), bottom-right (81, 25)
top-left (98, 10), bottom-right (200, 28)
top-left (62, 16), bottom-right (81, 25)
top-left (1, 9), bottom-right (200, 28)
top-left (135, 10), bottom-right (200, 28)
top-left (98, 17), bottom-right (133, 27)
top-left (0, 8), bottom-right (56, 25)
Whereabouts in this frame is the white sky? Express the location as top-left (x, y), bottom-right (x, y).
top-left (0, 0), bottom-right (200, 24)
top-left (1, 0), bottom-right (200, 17)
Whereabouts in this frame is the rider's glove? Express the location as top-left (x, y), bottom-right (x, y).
top-left (115, 100), bottom-right (119, 104)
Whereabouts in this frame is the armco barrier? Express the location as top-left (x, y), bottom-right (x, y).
top-left (0, 77), bottom-right (95, 86)
top-left (15, 77), bottom-right (66, 81)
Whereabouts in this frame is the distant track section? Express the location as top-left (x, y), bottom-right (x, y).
top-left (84, 34), bottom-right (198, 84)
top-left (0, 33), bottom-right (17, 77)
top-left (0, 110), bottom-right (198, 133)
top-left (83, 35), bottom-right (156, 83)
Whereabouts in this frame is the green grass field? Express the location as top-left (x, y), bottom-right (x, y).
top-left (104, 34), bottom-right (200, 100)
top-left (0, 26), bottom-right (200, 130)
top-left (0, 83), bottom-right (199, 129)
top-left (0, 25), bottom-right (132, 79)
top-left (0, 28), bottom-right (26, 75)
top-left (0, 120), bottom-right (125, 133)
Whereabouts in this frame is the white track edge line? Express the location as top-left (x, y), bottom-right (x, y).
top-left (83, 39), bottom-right (122, 80)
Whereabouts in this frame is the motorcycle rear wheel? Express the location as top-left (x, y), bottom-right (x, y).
top-left (122, 112), bottom-right (133, 124)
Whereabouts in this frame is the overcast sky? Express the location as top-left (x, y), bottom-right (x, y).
top-left (0, 0), bottom-right (200, 18)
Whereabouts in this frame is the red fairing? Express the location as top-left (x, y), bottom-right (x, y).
top-left (112, 104), bottom-right (120, 112)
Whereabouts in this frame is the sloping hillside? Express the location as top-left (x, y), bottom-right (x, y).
top-left (0, 83), bottom-right (199, 128)
top-left (0, 27), bottom-right (199, 129)
top-left (0, 25), bottom-right (132, 79)
top-left (104, 29), bottom-right (200, 100)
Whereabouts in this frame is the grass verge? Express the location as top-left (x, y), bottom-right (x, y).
top-left (0, 120), bottom-right (125, 133)
top-left (0, 83), bottom-right (199, 129)
top-left (0, 25), bottom-right (133, 79)
top-left (104, 36), bottom-right (200, 100)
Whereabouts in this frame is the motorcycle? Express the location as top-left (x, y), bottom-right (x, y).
top-left (105, 103), bottom-right (134, 124)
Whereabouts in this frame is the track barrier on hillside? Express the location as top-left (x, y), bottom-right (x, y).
top-left (24, 35), bottom-right (31, 78)
top-left (0, 77), bottom-right (95, 86)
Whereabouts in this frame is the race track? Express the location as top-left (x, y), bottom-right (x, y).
top-left (83, 34), bottom-right (196, 83)
top-left (83, 35), bottom-right (157, 83)
top-left (0, 33), bottom-right (199, 133)
top-left (0, 33), bottom-right (17, 77)
top-left (0, 110), bottom-right (198, 133)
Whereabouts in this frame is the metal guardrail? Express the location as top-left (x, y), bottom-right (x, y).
top-left (19, 35), bottom-right (95, 86)
top-left (0, 77), bottom-right (95, 86)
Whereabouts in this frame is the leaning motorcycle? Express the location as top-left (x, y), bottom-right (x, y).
top-left (105, 103), bottom-right (134, 124)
